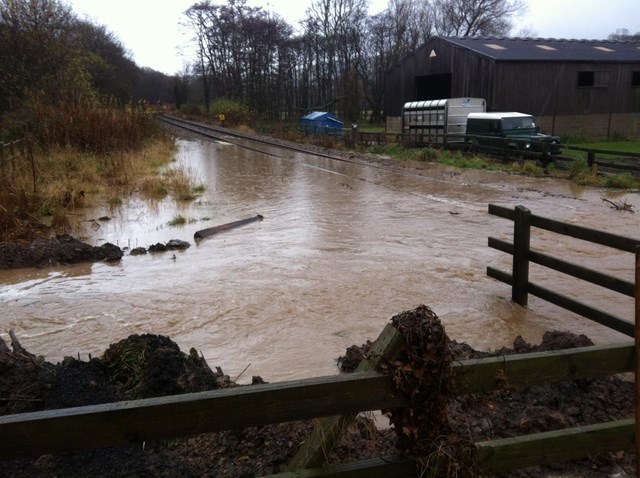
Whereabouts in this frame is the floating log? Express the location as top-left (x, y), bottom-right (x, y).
top-left (194, 214), bottom-right (264, 240)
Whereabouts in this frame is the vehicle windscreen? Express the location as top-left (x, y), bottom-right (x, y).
top-left (502, 116), bottom-right (535, 131)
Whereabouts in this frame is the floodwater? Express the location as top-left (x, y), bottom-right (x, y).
top-left (1, 135), bottom-right (639, 383)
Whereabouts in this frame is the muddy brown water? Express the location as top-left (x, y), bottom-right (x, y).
top-left (1, 136), bottom-right (638, 383)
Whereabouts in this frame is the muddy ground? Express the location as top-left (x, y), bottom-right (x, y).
top-left (1, 315), bottom-right (635, 477)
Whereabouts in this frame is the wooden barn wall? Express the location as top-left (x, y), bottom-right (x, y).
top-left (492, 62), bottom-right (640, 117)
top-left (385, 38), bottom-right (640, 123)
top-left (385, 39), bottom-right (464, 116)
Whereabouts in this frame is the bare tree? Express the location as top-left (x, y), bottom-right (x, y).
top-left (433, 0), bottom-right (526, 37)
top-left (301, 0), bottom-right (368, 119)
top-left (608, 28), bottom-right (640, 41)
top-left (184, 0), bottom-right (296, 116)
top-left (355, 0), bottom-right (433, 123)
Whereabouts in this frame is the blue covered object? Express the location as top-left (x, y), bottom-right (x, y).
top-left (299, 111), bottom-right (344, 136)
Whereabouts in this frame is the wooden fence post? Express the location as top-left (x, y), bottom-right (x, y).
top-left (285, 323), bottom-right (404, 471)
top-left (635, 246), bottom-right (640, 478)
top-left (541, 142), bottom-right (550, 169)
top-left (588, 149), bottom-right (597, 175)
top-left (512, 205), bottom-right (531, 306)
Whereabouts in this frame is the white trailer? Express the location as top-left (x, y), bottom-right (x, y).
top-left (402, 97), bottom-right (486, 143)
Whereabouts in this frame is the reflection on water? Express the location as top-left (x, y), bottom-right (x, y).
top-left (1, 137), bottom-right (638, 383)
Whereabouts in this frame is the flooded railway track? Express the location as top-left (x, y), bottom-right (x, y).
top-left (156, 114), bottom-right (516, 204)
top-left (158, 114), bottom-right (363, 164)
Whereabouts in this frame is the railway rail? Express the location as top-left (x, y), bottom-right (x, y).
top-left (156, 114), bottom-right (451, 189)
top-left (157, 114), bottom-right (359, 164)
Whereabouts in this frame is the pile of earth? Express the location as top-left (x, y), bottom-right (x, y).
top-left (0, 325), bottom-right (635, 477)
top-left (0, 234), bottom-right (191, 270)
top-left (0, 234), bottom-right (123, 270)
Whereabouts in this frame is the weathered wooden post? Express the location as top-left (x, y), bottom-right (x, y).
top-left (635, 246), bottom-right (640, 477)
top-left (587, 149), bottom-right (597, 175)
top-left (285, 323), bottom-right (404, 471)
top-left (540, 142), bottom-right (550, 169)
top-left (512, 205), bottom-right (531, 306)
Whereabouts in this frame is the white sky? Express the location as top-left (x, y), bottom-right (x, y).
top-left (66, 0), bottom-right (640, 75)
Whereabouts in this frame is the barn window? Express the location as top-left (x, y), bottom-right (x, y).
top-left (578, 71), bottom-right (609, 88)
top-left (633, 71), bottom-right (640, 87)
top-left (577, 71), bottom-right (595, 87)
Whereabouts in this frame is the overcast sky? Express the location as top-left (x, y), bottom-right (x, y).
top-left (66, 0), bottom-right (640, 75)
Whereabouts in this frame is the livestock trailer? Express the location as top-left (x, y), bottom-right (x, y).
top-left (402, 97), bottom-right (486, 143)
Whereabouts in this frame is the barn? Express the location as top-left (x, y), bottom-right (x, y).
top-left (385, 37), bottom-right (640, 139)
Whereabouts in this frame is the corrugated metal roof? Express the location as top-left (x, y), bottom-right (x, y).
top-left (442, 37), bottom-right (640, 62)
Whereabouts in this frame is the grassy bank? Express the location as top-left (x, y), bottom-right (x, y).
top-left (1, 104), bottom-right (205, 242)
top-left (563, 139), bottom-right (640, 155)
top-left (359, 143), bottom-right (640, 189)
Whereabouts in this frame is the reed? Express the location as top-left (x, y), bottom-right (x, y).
top-left (0, 81), bottom-right (202, 241)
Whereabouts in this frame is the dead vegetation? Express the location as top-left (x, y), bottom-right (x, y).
top-left (602, 196), bottom-right (635, 212)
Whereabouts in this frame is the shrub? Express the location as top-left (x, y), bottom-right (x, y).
top-left (567, 159), bottom-right (590, 178)
top-left (211, 98), bottom-right (255, 126)
top-left (168, 215), bottom-right (187, 227)
top-left (603, 173), bottom-right (640, 189)
top-left (406, 147), bottom-right (438, 162)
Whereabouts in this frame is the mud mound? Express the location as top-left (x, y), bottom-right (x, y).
top-left (101, 334), bottom-right (229, 399)
top-left (0, 333), bottom-right (228, 416)
top-left (0, 332), bottom-right (391, 477)
top-left (339, 325), bottom-right (635, 476)
top-left (0, 234), bottom-right (122, 269)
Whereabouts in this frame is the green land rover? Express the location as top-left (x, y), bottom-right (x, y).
top-left (466, 112), bottom-right (561, 154)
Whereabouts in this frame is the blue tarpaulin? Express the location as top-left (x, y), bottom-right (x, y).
top-left (299, 111), bottom-right (343, 135)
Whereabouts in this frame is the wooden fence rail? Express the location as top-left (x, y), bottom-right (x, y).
top-left (487, 204), bottom-right (639, 337)
top-left (1, 338), bottom-right (635, 473)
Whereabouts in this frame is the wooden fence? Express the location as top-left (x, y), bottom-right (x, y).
top-left (356, 132), bottom-right (640, 173)
top-left (0, 321), bottom-right (635, 475)
top-left (487, 204), bottom-right (639, 338)
top-left (0, 139), bottom-right (22, 186)
top-left (0, 138), bottom-right (37, 194)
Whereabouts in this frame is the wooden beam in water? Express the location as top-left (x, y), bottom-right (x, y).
top-left (194, 214), bottom-right (263, 240)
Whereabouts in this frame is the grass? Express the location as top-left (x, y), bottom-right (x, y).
top-left (168, 215), bottom-right (187, 227)
top-left (139, 165), bottom-right (205, 201)
top-left (361, 140), bottom-right (640, 189)
top-left (561, 139), bottom-right (640, 160)
top-left (0, 126), bottom-right (206, 242)
top-left (363, 144), bottom-right (501, 170)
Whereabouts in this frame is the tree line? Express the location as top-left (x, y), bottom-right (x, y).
top-left (0, 0), bottom-right (527, 132)
top-left (0, 0), bottom-right (175, 137)
top-left (183, 0), bottom-right (527, 123)
top-left (2, 0), bottom-right (636, 133)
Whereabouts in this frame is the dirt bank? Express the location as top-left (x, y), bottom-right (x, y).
top-left (0, 235), bottom-right (193, 270)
